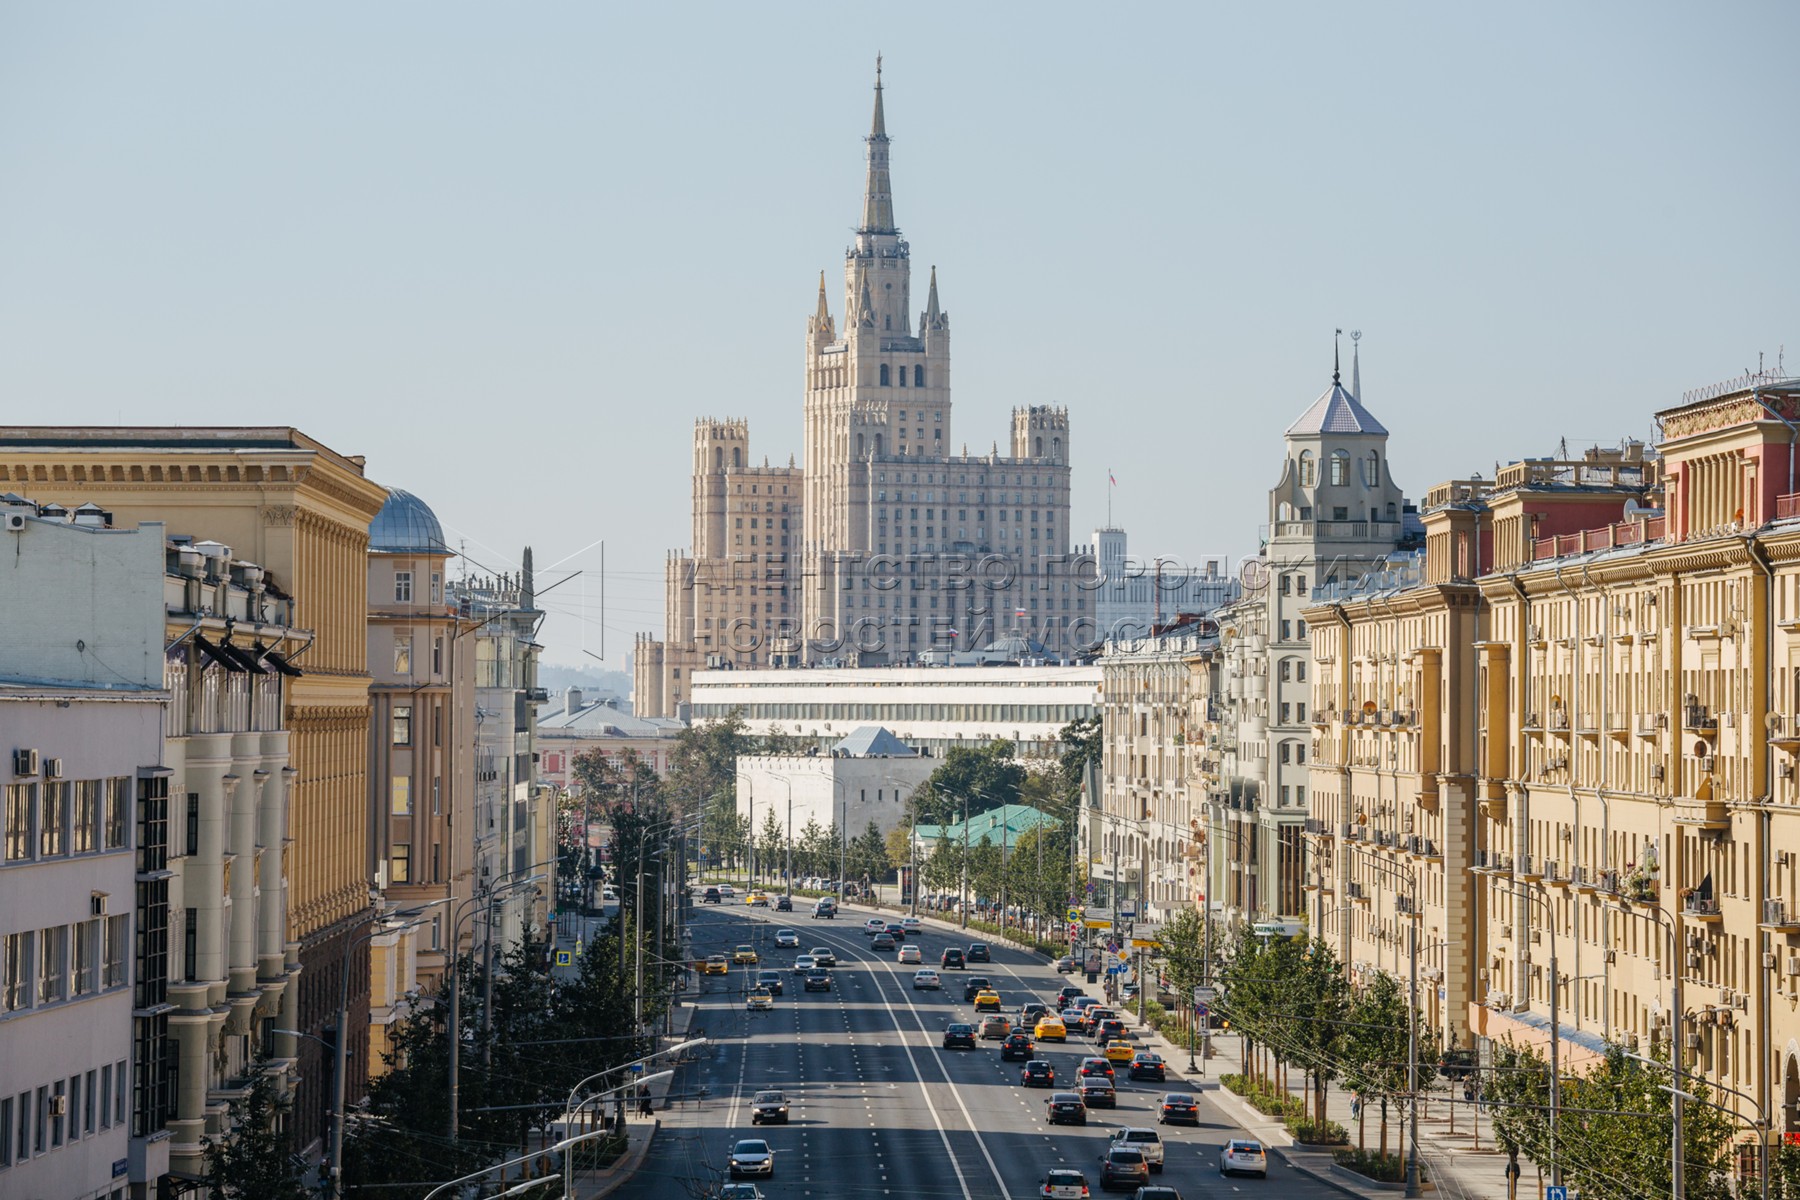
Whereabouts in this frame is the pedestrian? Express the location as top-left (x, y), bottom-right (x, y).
top-left (637, 1083), bottom-right (653, 1117)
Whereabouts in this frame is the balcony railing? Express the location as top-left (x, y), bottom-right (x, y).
top-left (1778, 492), bottom-right (1800, 521)
top-left (1682, 895), bottom-right (1722, 918)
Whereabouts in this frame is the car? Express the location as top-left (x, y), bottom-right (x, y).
top-left (733, 945), bottom-right (759, 965)
top-left (1034, 1015), bottom-right (1068, 1042)
top-left (1110, 1129), bottom-right (1164, 1174)
top-left (1158, 1093), bottom-right (1200, 1125)
top-left (1020, 1001), bottom-right (1049, 1023)
top-left (718, 885), bottom-right (738, 898)
top-left (901, 917), bottom-right (922, 932)
top-left (1000, 1031), bottom-right (1035, 1059)
top-left (966, 942), bottom-right (991, 963)
top-left (1042, 1168), bottom-right (1091, 1200)
top-left (1087, 1006), bottom-right (1118, 1027)
top-left (1104, 1040), bottom-right (1136, 1064)
top-left (1021, 1059), bottom-right (1056, 1087)
top-left (1045, 1091), bottom-right (1088, 1125)
top-left (1058, 985), bottom-right (1086, 1005)
top-left (1056, 955), bottom-right (1078, 974)
top-left (978, 1015), bottom-right (1013, 1040)
top-left (720, 1185), bottom-right (763, 1200)
top-left (810, 947), bottom-right (837, 967)
top-left (1098, 1148), bottom-right (1149, 1192)
top-left (775, 895), bottom-right (793, 912)
top-left (792, 955), bottom-right (817, 975)
top-left (941, 948), bottom-right (966, 969)
top-left (885, 923), bottom-right (907, 940)
top-left (746, 891), bottom-right (769, 907)
top-left (962, 977), bottom-right (992, 1002)
top-left (1079, 1078), bottom-right (1118, 1108)
top-left (943, 1023), bottom-right (977, 1050)
top-left (872, 932), bottom-right (896, 951)
top-left (865, 918), bottom-right (888, 936)
top-left (1219, 1140), bottom-right (1267, 1179)
top-left (898, 944), bottom-right (922, 964)
top-left (973, 989), bottom-right (1003, 1013)
top-left (750, 1090), bottom-right (789, 1125)
top-left (812, 899), bottom-right (836, 919)
top-left (704, 887), bottom-right (722, 903)
top-left (756, 970), bottom-right (785, 995)
top-left (1127, 1053), bottom-right (1165, 1082)
top-left (912, 968), bottom-right (942, 990)
top-left (1095, 1020), bottom-right (1127, 1046)
top-left (1132, 1189), bottom-right (1182, 1200)
top-left (1060, 1008), bottom-right (1089, 1033)
top-left (701, 955), bottom-right (729, 976)
top-left (803, 970), bottom-right (832, 992)
top-left (728, 1138), bottom-right (774, 1178)
top-left (774, 928), bottom-right (800, 948)
top-left (746, 989), bottom-right (774, 1011)
top-left (1079, 1057), bottom-right (1115, 1079)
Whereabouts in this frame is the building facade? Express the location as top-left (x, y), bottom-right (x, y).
top-left (0, 426), bottom-right (387, 1158)
top-left (1089, 529), bottom-right (1237, 644)
top-left (735, 729), bottom-right (935, 862)
top-left (635, 69), bottom-right (1093, 716)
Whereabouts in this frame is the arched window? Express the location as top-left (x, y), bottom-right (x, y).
top-left (1386, 502), bottom-right (1398, 521)
top-left (1299, 450), bottom-right (1316, 486)
top-left (880, 364), bottom-right (891, 386)
top-left (874, 433), bottom-right (884, 456)
top-left (914, 365), bottom-right (924, 387)
top-left (1035, 436), bottom-right (1044, 456)
top-left (1052, 436), bottom-right (1062, 461)
top-left (856, 433), bottom-right (865, 458)
top-left (732, 447), bottom-right (742, 468)
top-left (714, 447), bottom-right (723, 471)
top-left (1330, 449), bottom-right (1350, 486)
top-left (1364, 451), bottom-right (1381, 486)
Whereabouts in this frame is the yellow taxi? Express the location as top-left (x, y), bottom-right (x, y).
top-left (701, 954), bottom-right (729, 976)
top-left (973, 989), bottom-right (1002, 1012)
top-left (1033, 1015), bottom-right (1068, 1042)
top-left (746, 891), bottom-right (770, 907)
top-left (1103, 1039), bottom-right (1136, 1063)
top-left (733, 945), bottom-right (760, 965)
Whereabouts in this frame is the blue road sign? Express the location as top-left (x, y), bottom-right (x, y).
top-left (1546, 1186), bottom-right (1568, 1200)
top-left (554, 950), bottom-right (573, 967)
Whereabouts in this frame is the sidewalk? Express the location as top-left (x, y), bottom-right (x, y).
top-left (560, 996), bottom-right (699, 1200)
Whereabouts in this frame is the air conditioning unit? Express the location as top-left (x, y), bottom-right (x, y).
top-left (1685, 1032), bottom-right (1703, 1050)
top-left (1782, 762), bottom-right (1796, 780)
top-left (90, 892), bottom-right (107, 917)
top-left (11, 748), bottom-right (38, 776)
top-left (1686, 953), bottom-right (1702, 970)
top-left (1764, 951), bottom-right (1779, 970)
top-left (1500, 924), bottom-right (1513, 940)
top-left (1650, 763), bottom-right (1666, 782)
top-left (48, 1094), bottom-right (66, 1117)
top-left (1532, 929), bottom-right (1543, 944)
top-left (3, 512), bottom-right (26, 532)
top-left (45, 757), bottom-right (63, 779)
top-left (1788, 957), bottom-right (1800, 977)
top-left (1736, 991), bottom-right (1749, 1012)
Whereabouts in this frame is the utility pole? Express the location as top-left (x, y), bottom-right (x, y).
top-left (1405, 914), bottom-right (1421, 1199)
top-left (960, 794), bottom-right (970, 930)
top-left (1199, 802), bottom-right (1213, 1075)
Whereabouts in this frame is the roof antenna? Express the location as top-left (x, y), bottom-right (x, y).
top-left (1333, 328), bottom-right (1342, 385)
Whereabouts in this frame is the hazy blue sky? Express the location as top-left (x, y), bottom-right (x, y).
top-left (3, 3), bottom-right (1796, 673)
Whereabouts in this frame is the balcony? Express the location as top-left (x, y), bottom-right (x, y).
top-left (1681, 894), bottom-right (1723, 922)
top-left (1543, 858), bottom-right (1568, 886)
top-left (1302, 818), bottom-right (1333, 838)
top-left (1684, 704), bottom-right (1719, 735)
top-left (1594, 868), bottom-right (1620, 895)
top-left (1572, 865), bottom-right (1595, 893)
top-left (1672, 798), bottom-right (1730, 831)
top-left (1637, 712), bottom-right (1667, 739)
top-left (1778, 491), bottom-right (1800, 521)
top-left (1517, 853), bottom-right (1542, 881)
top-left (1762, 899), bottom-right (1800, 932)
top-left (1347, 881), bottom-right (1368, 902)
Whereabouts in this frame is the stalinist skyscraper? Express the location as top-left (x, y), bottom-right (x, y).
top-left (636, 66), bottom-right (1089, 717)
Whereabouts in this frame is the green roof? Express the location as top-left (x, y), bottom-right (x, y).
top-left (916, 804), bottom-right (1060, 846)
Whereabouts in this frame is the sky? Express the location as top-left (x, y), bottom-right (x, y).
top-left (3, 3), bottom-right (1797, 677)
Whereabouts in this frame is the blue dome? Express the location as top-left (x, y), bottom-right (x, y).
top-left (369, 488), bottom-right (447, 554)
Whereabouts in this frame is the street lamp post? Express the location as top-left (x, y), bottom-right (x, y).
top-left (1612, 901), bottom-right (1685, 1200)
top-left (1349, 848), bottom-right (1423, 1199)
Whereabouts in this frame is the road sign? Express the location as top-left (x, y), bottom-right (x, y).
top-left (1129, 938), bottom-right (1161, 949)
top-left (1194, 986), bottom-right (1216, 1006)
top-left (1084, 919), bottom-right (1114, 929)
top-left (554, 950), bottom-right (573, 967)
top-left (1068, 907), bottom-right (1082, 921)
top-left (1545, 1187), bottom-right (1568, 1200)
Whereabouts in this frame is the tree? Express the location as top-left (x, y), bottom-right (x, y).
top-left (796, 817), bottom-right (832, 878)
top-left (922, 833), bottom-right (962, 898)
top-left (850, 820), bottom-right (889, 884)
top-left (1056, 715), bottom-right (1102, 804)
top-left (883, 824), bottom-right (912, 873)
top-left (202, 1065), bottom-right (310, 1200)
top-left (757, 809), bottom-right (787, 883)
top-left (915, 740), bottom-right (1025, 824)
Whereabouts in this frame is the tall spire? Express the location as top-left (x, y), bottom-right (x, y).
top-left (809, 270), bottom-right (834, 340)
top-left (860, 56), bottom-right (896, 234)
top-left (1350, 329), bottom-right (1362, 400)
top-left (923, 264), bottom-right (944, 330)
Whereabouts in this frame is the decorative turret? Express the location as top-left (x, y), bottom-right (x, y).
top-left (921, 265), bottom-right (947, 333)
top-left (808, 271), bottom-right (835, 344)
top-left (1012, 405), bottom-right (1070, 464)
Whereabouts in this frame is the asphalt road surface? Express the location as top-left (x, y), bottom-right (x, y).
top-left (609, 900), bottom-right (1341, 1200)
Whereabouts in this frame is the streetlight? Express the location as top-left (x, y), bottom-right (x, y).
top-left (1489, 880), bottom-right (1562, 1190)
top-left (1611, 900), bottom-right (1685, 1200)
top-left (445, 875), bottom-right (541, 1144)
top-left (1348, 847), bottom-right (1423, 1200)
top-left (329, 901), bottom-right (445, 1200)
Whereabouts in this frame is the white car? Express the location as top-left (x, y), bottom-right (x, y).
top-left (1110, 1127), bottom-right (1164, 1173)
top-left (901, 917), bottom-right (922, 932)
top-left (774, 929), bottom-right (800, 948)
top-left (718, 884), bottom-right (737, 898)
top-left (810, 947), bottom-right (837, 967)
top-left (898, 944), bottom-right (922, 964)
top-left (864, 918), bottom-right (888, 936)
top-left (1220, 1139), bottom-right (1267, 1179)
top-left (1041, 1168), bottom-right (1089, 1199)
top-left (729, 1138), bottom-right (775, 1178)
top-left (792, 955), bottom-right (817, 975)
top-left (912, 968), bottom-right (942, 990)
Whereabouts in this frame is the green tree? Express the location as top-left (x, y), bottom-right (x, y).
top-left (1056, 715), bottom-right (1102, 803)
top-left (922, 833), bottom-right (962, 899)
top-left (915, 740), bottom-right (1025, 824)
top-left (796, 817), bottom-right (832, 878)
top-left (967, 835), bottom-right (1003, 909)
top-left (202, 1065), bottom-right (310, 1200)
top-left (757, 809), bottom-right (787, 883)
top-left (850, 820), bottom-right (889, 884)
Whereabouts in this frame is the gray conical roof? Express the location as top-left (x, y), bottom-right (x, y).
top-left (1285, 381), bottom-right (1388, 437)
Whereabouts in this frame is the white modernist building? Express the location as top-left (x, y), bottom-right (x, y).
top-left (736, 728), bottom-right (936, 864)
top-left (691, 663), bottom-right (1103, 758)
top-left (1089, 529), bottom-right (1237, 644)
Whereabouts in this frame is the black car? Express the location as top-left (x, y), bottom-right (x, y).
top-left (703, 887), bottom-right (722, 903)
top-left (941, 948), bottom-right (966, 970)
top-left (1045, 1091), bottom-right (1087, 1125)
top-left (803, 970), bottom-right (832, 992)
top-left (1079, 1079), bottom-right (1117, 1109)
top-left (1098, 1149), bottom-right (1149, 1192)
top-left (1127, 1053), bottom-right (1166, 1082)
top-left (962, 976), bottom-right (993, 1002)
top-left (1094, 1019), bottom-right (1126, 1045)
top-left (885, 923), bottom-right (906, 940)
top-left (872, 932), bottom-right (896, 951)
top-left (1057, 985), bottom-right (1086, 1005)
top-left (756, 971), bottom-right (785, 996)
top-left (966, 942), bottom-right (991, 963)
top-left (775, 896), bottom-right (793, 912)
top-left (1157, 1093), bottom-right (1200, 1126)
top-left (1021, 1059), bottom-right (1056, 1088)
top-left (1001, 1032), bottom-right (1035, 1061)
top-left (943, 1023), bottom-right (977, 1050)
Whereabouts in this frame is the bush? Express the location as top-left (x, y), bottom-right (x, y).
top-left (1220, 1073), bottom-right (1303, 1120)
top-left (1287, 1118), bottom-right (1348, 1146)
top-left (1333, 1149), bottom-right (1423, 1183)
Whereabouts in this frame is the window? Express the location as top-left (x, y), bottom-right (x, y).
top-left (432, 636), bottom-right (444, 675)
top-left (0, 1095), bottom-right (10, 1167)
top-left (2, 932), bottom-right (28, 1011)
top-left (392, 705), bottom-right (413, 746)
top-left (391, 778), bottom-right (412, 816)
top-left (103, 916), bottom-right (126, 989)
top-left (40, 783), bottom-right (67, 858)
top-left (395, 571), bottom-right (413, 602)
top-left (394, 638), bottom-right (412, 675)
top-left (37, 926), bottom-right (65, 1005)
top-left (1298, 450), bottom-right (1316, 487)
top-left (880, 364), bottom-right (891, 386)
top-left (1329, 450), bottom-right (1349, 486)
top-left (4, 784), bottom-right (31, 861)
top-left (1364, 452), bottom-right (1381, 486)
top-left (73, 781), bottom-right (100, 854)
top-left (915, 365), bottom-right (924, 387)
top-left (73, 920), bottom-right (98, 995)
top-left (391, 845), bottom-right (411, 884)
top-left (104, 779), bottom-right (128, 851)
top-left (430, 572), bottom-right (442, 604)
top-left (98, 1066), bottom-right (110, 1131)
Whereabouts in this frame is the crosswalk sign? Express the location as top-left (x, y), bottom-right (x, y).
top-left (554, 950), bottom-right (573, 967)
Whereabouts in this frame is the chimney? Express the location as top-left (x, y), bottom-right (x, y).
top-left (565, 687), bottom-right (583, 714)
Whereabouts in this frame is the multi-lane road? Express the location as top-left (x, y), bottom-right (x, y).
top-left (609, 901), bottom-right (1340, 1200)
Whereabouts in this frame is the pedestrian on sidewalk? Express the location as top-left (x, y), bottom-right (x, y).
top-left (637, 1084), bottom-right (653, 1118)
